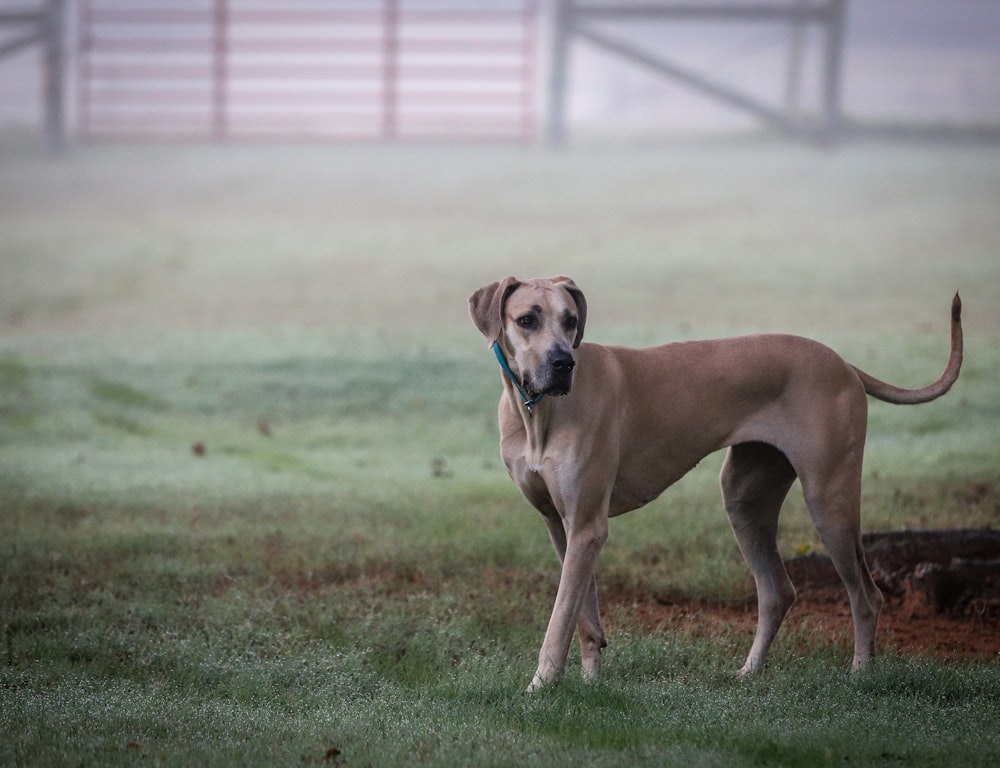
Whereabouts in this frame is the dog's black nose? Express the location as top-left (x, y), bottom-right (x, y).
top-left (549, 350), bottom-right (576, 372)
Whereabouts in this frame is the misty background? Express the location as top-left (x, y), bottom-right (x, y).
top-left (1, 0), bottom-right (999, 140)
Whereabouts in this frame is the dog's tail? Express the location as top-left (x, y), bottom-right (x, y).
top-left (850, 293), bottom-right (963, 405)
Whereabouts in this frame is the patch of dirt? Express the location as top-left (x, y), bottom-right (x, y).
top-left (605, 583), bottom-right (1000, 661)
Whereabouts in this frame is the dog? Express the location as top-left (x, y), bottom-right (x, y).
top-left (469, 276), bottom-right (962, 690)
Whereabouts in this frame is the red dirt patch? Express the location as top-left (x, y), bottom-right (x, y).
top-left (610, 529), bottom-right (999, 662)
top-left (606, 584), bottom-right (1000, 661)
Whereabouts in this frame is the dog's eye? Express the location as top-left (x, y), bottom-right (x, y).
top-left (517, 315), bottom-right (537, 329)
top-left (563, 315), bottom-right (578, 331)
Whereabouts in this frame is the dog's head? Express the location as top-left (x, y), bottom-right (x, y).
top-left (469, 276), bottom-right (587, 399)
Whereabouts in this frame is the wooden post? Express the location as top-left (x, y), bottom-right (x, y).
top-left (383, 0), bottom-right (399, 139)
top-left (821, 0), bottom-right (845, 143)
top-left (43, 0), bottom-right (66, 152)
top-left (546, 0), bottom-right (571, 146)
top-left (77, 0), bottom-right (91, 140)
top-left (212, 0), bottom-right (228, 139)
top-left (784, 0), bottom-right (806, 114)
top-left (521, 0), bottom-right (537, 142)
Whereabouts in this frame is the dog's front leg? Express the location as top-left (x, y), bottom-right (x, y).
top-left (529, 517), bottom-right (609, 691)
top-left (539, 511), bottom-right (608, 683)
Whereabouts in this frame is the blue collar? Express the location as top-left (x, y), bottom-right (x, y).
top-left (492, 342), bottom-right (545, 414)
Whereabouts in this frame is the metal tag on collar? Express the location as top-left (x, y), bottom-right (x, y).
top-left (522, 392), bottom-right (544, 414)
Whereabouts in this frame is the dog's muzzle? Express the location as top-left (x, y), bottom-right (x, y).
top-left (527, 348), bottom-right (576, 397)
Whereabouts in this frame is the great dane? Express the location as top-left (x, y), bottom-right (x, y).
top-left (469, 276), bottom-right (962, 690)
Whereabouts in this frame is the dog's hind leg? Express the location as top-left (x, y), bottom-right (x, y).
top-left (799, 457), bottom-right (883, 672)
top-left (720, 442), bottom-right (798, 677)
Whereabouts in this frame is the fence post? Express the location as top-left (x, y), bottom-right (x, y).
top-left (77, 0), bottom-right (90, 139)
top-left (784, 0), bottom-right (806, 114)
top-left (213, 0), bottom-right (228, 139)
top-left (821, 0), bottom-right (846, 143)
top-left (44, 0), bottom-right (66, 152)
top-left (383, 0), bottom-right (399, 139)
top-left (546, 0), bottom-right (571, 146)
top-left (521, 0), bottom-right (537, 142)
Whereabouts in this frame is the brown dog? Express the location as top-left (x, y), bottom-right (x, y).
top-left (469, 276), bottom-right (962, 690)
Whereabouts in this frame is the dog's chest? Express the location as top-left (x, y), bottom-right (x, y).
top-left (508, 457), bottom-right (556, 512)
top-left (499, 432), bottom-right (555, 508)
top-left (502, 444), bottom-right (545, 486)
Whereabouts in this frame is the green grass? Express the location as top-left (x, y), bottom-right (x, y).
top-left (2, 138), bottom-right (999, 766)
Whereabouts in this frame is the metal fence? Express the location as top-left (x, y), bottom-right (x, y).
top-left (77, 0), bottom-right (538, 141)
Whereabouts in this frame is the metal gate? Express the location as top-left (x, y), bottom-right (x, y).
top-left (77, 0), bottom-right (538, 141)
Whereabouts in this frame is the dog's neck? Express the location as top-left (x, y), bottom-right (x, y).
top-left (492, 342), bottom-right (556, 466)
top-left (500, 375), bottom-right (554, 468)
top-left (492, 342), bottom-right (544, 415)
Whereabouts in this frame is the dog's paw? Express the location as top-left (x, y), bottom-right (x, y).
top-left (735, 662), bottom-right (761, 680)
top-left (526, 673), bottom-right (547, 693)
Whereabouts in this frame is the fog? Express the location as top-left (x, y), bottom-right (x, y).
top-left (1, 0), bottom-right (999, 140)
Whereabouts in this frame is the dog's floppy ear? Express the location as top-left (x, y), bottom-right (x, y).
top-left (551, 276), bottom-right (587, 348)
top-left (469, 276), bottom-right (521, 346)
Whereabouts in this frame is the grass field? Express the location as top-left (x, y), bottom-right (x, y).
top-left (2, 137), bottom-right (999, 767)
